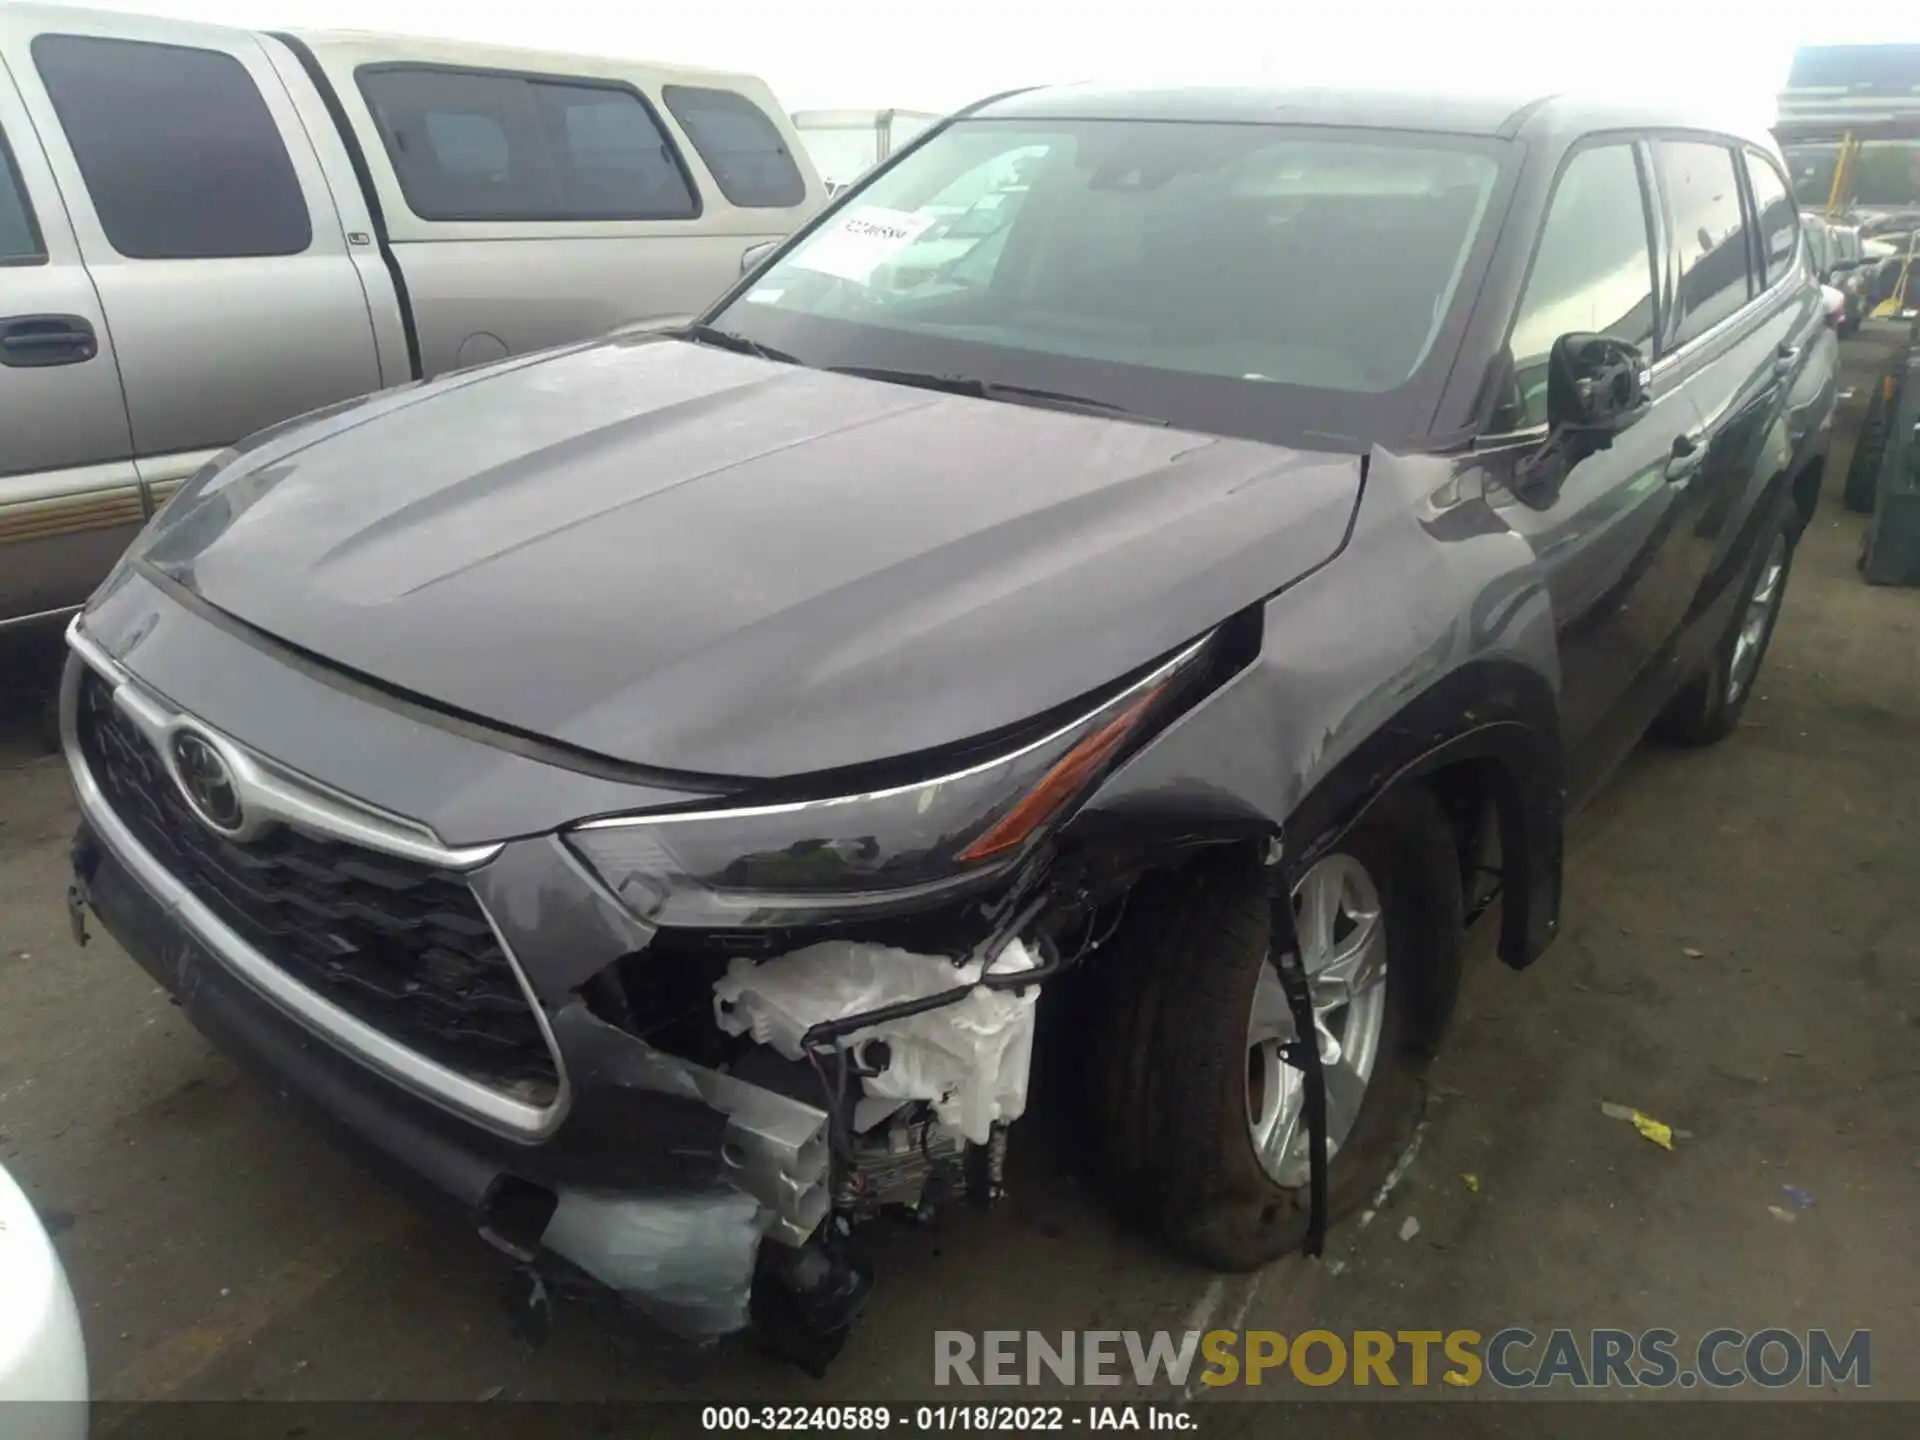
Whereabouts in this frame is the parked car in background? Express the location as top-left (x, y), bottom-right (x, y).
top-left (791, 107), bottom-right (940, 191)
top-left (1804, 216), bottom-right (1870, 332)
top-left (1820, 281), bottom-right (1850, 329)
top-left (0, 1163), bottom-right (87, 1439)
top-left (1860, 232), bottom-right (1908, 307)
top-left (0, 3), bottom-right (823, 647)
top-left (61, 88), bottom-right (1834, 1369)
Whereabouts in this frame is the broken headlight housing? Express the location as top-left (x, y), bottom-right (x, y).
top-left (566, 635), bottom-right (1214, 929)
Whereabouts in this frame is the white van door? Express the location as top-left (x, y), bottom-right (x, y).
top-left (1, 8), bottom-right (384, 504)
top-left (0, 52), bottom-right (139, 630)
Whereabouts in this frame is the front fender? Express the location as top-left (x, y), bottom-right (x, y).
top-left (1076, 450), bottom-right (1567, 968)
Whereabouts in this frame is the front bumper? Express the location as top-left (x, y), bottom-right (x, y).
top-left (61, 633), bottom-right (832, 1339)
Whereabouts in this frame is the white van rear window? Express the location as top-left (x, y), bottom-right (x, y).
top-left (663, 86), bottom-right (806, 209)
top-left (358, 65), bottom-right (700, 222)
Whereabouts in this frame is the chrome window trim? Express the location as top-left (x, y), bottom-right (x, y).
top-left (1481, 266), bottom-right (1800, 451)
top-left (63, 618), bottom-right (567, 1142)
top-left (1482, 132), bottom-right (1804, 447)
top-left (1649, 268), bottom-right (1794, 381)
top-left (572, 635), bottom-right (1211, 833)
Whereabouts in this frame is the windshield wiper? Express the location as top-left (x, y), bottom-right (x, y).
top-left (677, 323), bottom-right (800, 365)
top-left (826, 366), bottom-right (1169, 425)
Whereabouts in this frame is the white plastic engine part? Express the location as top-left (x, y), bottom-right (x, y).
top-left (713, 940), bottom-right (1041, 1145)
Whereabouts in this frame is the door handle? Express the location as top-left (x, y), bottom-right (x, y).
top-left (1665, 431), bottom-right (1706, 483)
top-left (0, 314), bottom-right (98, 368)
top-left (1773, 343), bottom-right (1799, 380)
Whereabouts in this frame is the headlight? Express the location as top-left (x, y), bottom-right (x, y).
top-left (567, 636), bottom-right (1213, 929)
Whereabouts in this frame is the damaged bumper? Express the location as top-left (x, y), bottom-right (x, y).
top-left (71, 821), bottom-right (831, 1338)
top-left (59, 626), bottom-right (1065, 1346)
top-left (54, 566), bottom-right (1222, 1358)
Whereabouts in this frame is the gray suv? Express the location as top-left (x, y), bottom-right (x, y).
top-left (61, 87), bottom-right (1836, 1365)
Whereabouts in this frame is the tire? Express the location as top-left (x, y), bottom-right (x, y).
top-left (1085, 789), bottom-right (1463, 1270)
top-left (1655, 509), bottom-right (1795, 746)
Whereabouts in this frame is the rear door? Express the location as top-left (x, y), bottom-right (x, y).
top-left (1642, 137), bottom-right (1801, 679)
top-left (3, 8), bottom-right (383, 506)
top-left (1746, 148), bottom-right (1832, 478)
top-left (0, 51), bottom-right (138, 630)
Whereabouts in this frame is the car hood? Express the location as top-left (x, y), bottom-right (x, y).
top-left (138, 337), bottom-right (1364, 779)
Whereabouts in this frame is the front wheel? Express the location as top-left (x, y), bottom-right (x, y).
top-left (1084, 789), bottom-right (1463, 1270)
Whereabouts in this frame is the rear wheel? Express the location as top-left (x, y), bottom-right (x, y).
top-left (1085, 789), bottom-right (1463, 1270)
top-left (1656, 513), bottom-right (1794, 746)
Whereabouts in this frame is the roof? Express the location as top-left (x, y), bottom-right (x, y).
top-left (286, 28), bottom-right (754, 86)
top-left (972, 86), bottom-right (1774, 148)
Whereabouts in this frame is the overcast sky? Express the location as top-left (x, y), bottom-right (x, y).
top-left (52, 0), bottom-right (1920, 120)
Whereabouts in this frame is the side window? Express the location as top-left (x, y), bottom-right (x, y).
top-left (31, 34), bottom-right (311, 259)
top-left (1745, 151), bottom-right (1799, 287)
top-left (357, 66), bottom-right (698, 222)
top-left (1656, 140), bottom-right (1753, 348)
top-left (0, 125), bottom-right (46, 264)
top-left (1503, 143), bottom-right (1657, 429)
top-left (534, 82), bottom-right (699, 218)
top-left (661, 86), bottom-right (806, 208)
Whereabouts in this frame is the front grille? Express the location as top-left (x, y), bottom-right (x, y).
top-left (76, 669), bottom-right (558, 1101)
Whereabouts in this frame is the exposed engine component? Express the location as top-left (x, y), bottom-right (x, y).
top-left (712, 939), bottom-right (1042, 1145)
top-left (834, 1107), bottom-right (965, 1219)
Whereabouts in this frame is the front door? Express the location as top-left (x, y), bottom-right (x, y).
top-left (0, 7), bottom-right (383, 507)
top-left (1479, 138), bottom-right (1706, 801)
top-left (0, 56), bottom-right (137, 629)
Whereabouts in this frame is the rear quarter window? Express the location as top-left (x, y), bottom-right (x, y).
top-left (32, 33), bottom-right (311, 259)
top-left (662, 85), bottom-right (806, 208)
top-left (357, 65), bottom-right (699, 222)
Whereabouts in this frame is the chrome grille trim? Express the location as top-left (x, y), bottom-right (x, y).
top-left (63, 617), bottom-right (569, 1142)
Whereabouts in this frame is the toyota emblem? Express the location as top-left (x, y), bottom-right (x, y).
top-left (169, 730), bottom-right (244, 833)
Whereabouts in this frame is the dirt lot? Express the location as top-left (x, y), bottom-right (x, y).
top-left (1, 331), bottom-right (1915, 1423)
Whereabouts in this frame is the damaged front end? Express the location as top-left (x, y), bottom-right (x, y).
top-left (537, 633), bottom-right (1232, 1368)
top-left (65, 597), bottom-right (1263, 1376)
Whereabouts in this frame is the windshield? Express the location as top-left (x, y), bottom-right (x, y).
top-left (710, 117), bottom-right (1505, 446)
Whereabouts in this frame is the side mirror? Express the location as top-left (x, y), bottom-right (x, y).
top-left (1546, 332), bottom-right (1648, 442)
top-left (1516, 334), bottom-right (1649, 507)
top-left (740, 240), bottom-right (780, 277)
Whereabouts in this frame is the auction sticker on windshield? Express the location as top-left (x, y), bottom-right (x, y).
top-left (790, 206), bottom-right (938, 282)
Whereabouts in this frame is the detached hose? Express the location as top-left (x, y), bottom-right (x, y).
top-left (1266, 846), bottom-right (1328, 1257)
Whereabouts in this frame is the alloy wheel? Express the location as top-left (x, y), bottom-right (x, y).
top-left (1727, 532), bottom-right (1788, 706)
top-left (1244, 852), bottom-right (1390, 1187)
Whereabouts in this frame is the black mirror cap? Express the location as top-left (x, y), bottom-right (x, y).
top-left (1547, 332), bottom-right (1649, 442)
